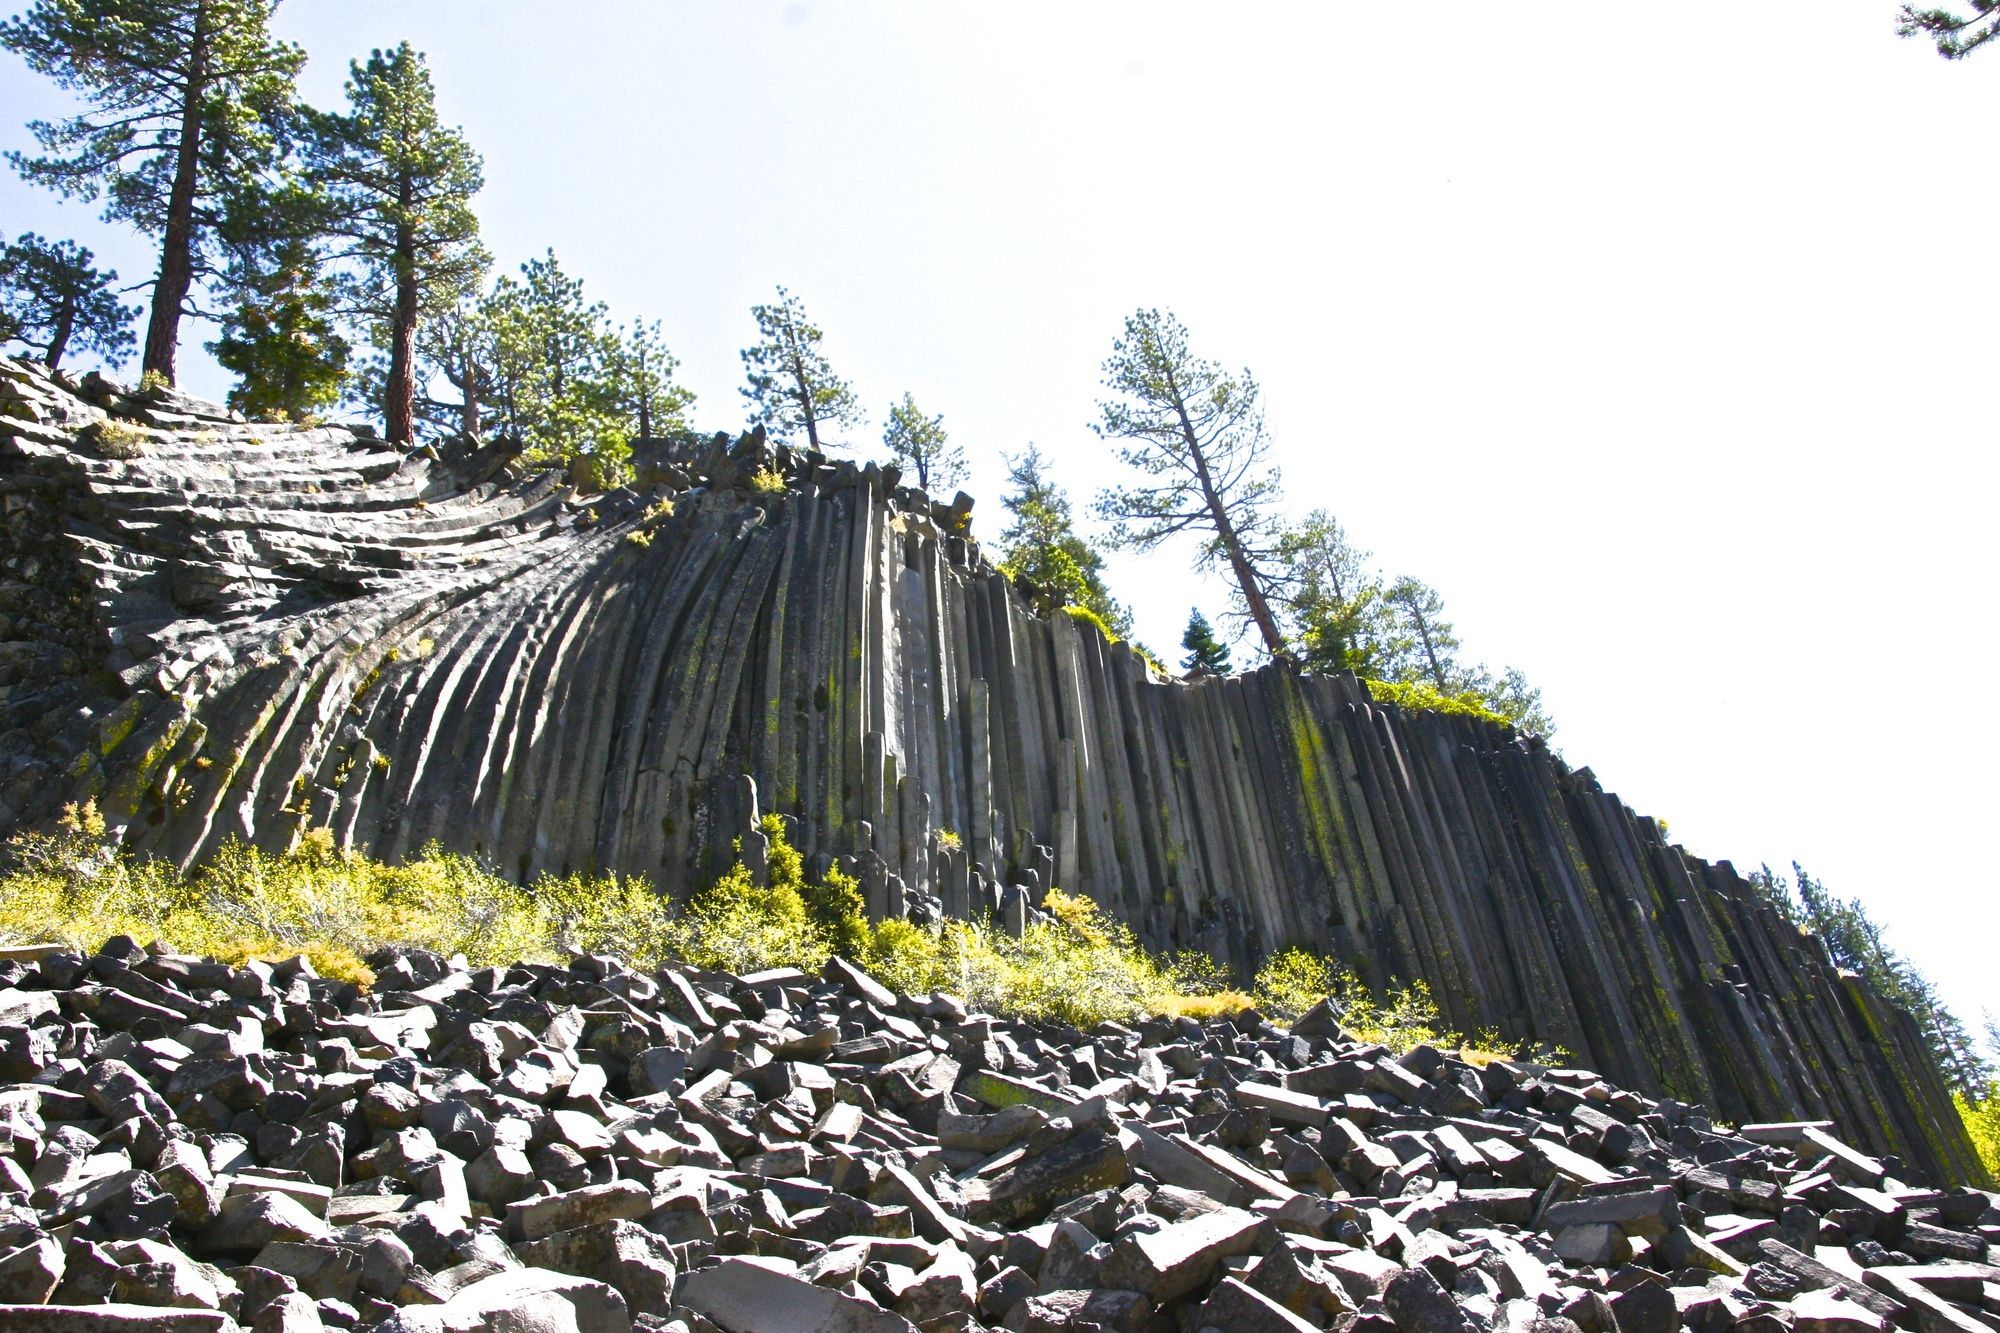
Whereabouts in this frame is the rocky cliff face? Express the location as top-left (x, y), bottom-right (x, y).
top-left (0, 356), bottom-right (1981, 1185)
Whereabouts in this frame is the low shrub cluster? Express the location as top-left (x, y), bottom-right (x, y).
top-left (1252, 944), bottom-right (1567, 1062)
top-left (0, 804), bottom-right (657, 986)
top-left (1363, 677), bottom-right (1512, 730)
top-left (0, 802), bottom-right (1546, 1055)
top-left (1960, 1084), bottom-right (2000, 1181)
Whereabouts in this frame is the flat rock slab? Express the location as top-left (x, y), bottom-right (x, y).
top-left (507, 1181), bottom-right (652, 1242)
top-left (1100, 1204), bottom-right (1269, 1302)
top-left (0, 1307), bottom-right (236, 1331)
top-left (679, 1256), bottom-right (919, 1333)
top-left (378, 1267), bottom-right (631, 1333)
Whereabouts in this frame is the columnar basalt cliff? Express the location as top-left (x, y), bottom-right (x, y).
top-left (0, 357), bottom-right (1981, 1185)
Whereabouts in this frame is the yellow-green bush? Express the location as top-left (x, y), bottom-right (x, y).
top-left (1254, 945), bottom-right (1344, 1021)
top-left (855, 888), bottom-right (1238, 1029)
top-left (90, 418), bottom-right (152, 460)
top-left (1062, 603), bottom-right (1120, 646)
top-left (1253, 942), bottom-right (1566, 1060)
top-left (0, 803), bottom-right (648, 986)
top-left (1257, 945), bottom-right (1461, 1055)
top-left (1959, 1084), bottom-right (2000, 1183)
top-left (1364, 678), bottom-right (1510, 729)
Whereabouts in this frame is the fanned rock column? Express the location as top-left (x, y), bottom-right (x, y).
top-left (0, 356), bottom-right (1982, 1185)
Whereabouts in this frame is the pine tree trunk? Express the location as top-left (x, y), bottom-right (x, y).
top-left (791, 342), bottom-right (818, 451)
top-left (636, 345), bottom-right (651, 440)
top-left (1410, 602), bottom-right (1448, 691)
top-left (459, 349), bottom-right (480, 437)
top-left (44, 291), bottom-right (74, 369)
top-left (385, 202), bottom-right (418, 445)
top-left (142, 6), bottom-right (209, 386)
top-left (1171, 398), bottom-right (1287, 659)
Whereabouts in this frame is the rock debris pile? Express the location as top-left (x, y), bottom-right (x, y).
top-left (0, 940), bottom-right (1993, 1333)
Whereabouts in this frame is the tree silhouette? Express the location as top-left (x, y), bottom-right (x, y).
top-left (740, 286), bottom-right (861, 451)
top-left (3, 0), bottom-right (304, 384)
top-left (1180, 609), bottom-right (1233, 676)
top-left (1093, 309), bottom-right (1287, 658)
top-left (0, 233), bottom-right (137, 369)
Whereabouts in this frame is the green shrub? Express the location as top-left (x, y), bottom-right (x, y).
top-left (1959, 1084), bottom-right (2000, 1183)
top-left (1364, 678), bottom-right (1510, 729)
top-left (671, 859), bottom-right (823, 974)
top-left (1062, 603), bottom-right (1120, 645)
top-left (90, 418), bottom-right (152, 460)
top-left (0, 802), bottom-right (652, 987)
top-left (0, 802), bottom-right (1552, 1059)
top-left (1254, 946), bottom-right (1343, 1021)
top-left (750, 466), bottom-right (787, 495)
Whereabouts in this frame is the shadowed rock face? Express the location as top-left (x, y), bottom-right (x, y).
top-left (0, 355), bottom-right (1982, 1184)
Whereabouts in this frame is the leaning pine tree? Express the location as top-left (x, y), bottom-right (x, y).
top-left (2, 0), bottom-right (304, 385)
top-left (739, 286), bottom-right (862, 452)
top-left (1093, 308), bottom-right (1290, 659)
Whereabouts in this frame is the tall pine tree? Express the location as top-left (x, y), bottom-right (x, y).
top-left (740, 286), bottom-right (861, 451)
top-left (308, 42), bottom-right (485, 443)
top-left (1093, 309), bottom-right (1288, 658)
top-left (882, 392), bottom-right (964, 493)
top-left (3, 0), bottom-right (304, 384)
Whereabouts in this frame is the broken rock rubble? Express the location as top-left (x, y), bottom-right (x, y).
top-left (0, 942), bottom-right (1991, 1332)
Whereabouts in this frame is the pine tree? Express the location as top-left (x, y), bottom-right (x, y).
top-left (1093, 309), bottom-right (1288, 658)
top-left (1899, 2), bottom-right (2000, 57)
top-left (308, 43), bottom-right (486, 444)
top-left (997, 445), bottom-right (1130, 637)
top-left (0, 232), bottom-right (137, 369)
top-left (481, 251), bottom-right (629, 485)
top-left (410, 296), bottom-right (494, 438)
top-left (1274, 511), bottom-right (1389, 675)
top-left (882, 392), bottom-right (965, 493)
top-left (739, 286), bottom-right (861, 451)
top-left (608, 319), bottom-right (695, 442)
top-left (3, 0), bottom-right (305, 385)
top-left (1752, 862), bottom-right (1991, 1095)
top-left (1180, 609), bottom-right (1233, 676)
top-left (1379, 576), bottom-right (1462, 692)
top-left (209, 234), bottom-right (347, 420)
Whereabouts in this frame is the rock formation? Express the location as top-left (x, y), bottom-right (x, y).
top-left (0, 356), bottom-right (1982, 1185)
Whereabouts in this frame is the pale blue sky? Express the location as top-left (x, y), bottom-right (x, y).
top-left (5, 3), bottom-right (1995, 1032)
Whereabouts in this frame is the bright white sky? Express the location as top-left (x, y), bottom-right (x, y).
top-left (5, 3), bottom-right (1995, 1032)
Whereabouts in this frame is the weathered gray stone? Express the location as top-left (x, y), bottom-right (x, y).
top-left (679, 1256), bottom-right (917, 1332)
top-left (1381, 1265), bottom-right (1479, 1333)
top-left (512, 1220), bottom-right (676, 1317)
top-left (1097, 1204), bottom-right (1268, 1302)
top-left (506, 1181), bottom-right (652, 1243)
top-left (1197, 1275), bottom-right (1319, 1332)
top-left (378, 1266), bottom-right (630, 1333)
top-left (0, 1306), bottom-right (234, 1331)
top-left (963, 1128), bottom-right (1129, 1227)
